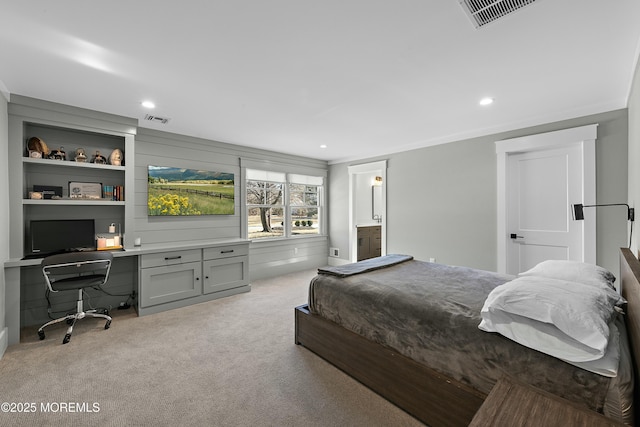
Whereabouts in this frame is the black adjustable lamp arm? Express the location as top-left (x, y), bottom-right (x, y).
top-left (572, 203), bottom-right (635, 221)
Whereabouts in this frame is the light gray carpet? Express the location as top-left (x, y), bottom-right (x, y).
top-left (0, 269), bottom-right (424, 427)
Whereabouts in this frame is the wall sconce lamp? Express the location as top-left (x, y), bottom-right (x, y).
top-left (572, 203), bottom-right (635, 247)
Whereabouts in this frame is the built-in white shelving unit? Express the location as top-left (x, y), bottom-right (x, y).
top-left (8, 95), bottom-right (136, 259)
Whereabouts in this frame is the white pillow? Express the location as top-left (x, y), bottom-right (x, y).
top-left (479, 275), bottom-right (625, 362)
top-left (519, 260), bottom-right (616, 290)
top-left (565, 319), bottom-right (620, 377)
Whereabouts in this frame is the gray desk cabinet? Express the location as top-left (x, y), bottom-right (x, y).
top-left (140, 249), bottom-right (202, 308)
top-left (138, 243), bottom-right (250, 316)
top-left (203, 244), bottom-right (249, 294)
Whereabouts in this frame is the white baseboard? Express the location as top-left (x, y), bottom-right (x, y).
top-left (0, 327), bottom-right (8, 360)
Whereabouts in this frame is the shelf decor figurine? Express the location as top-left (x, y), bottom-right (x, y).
top-left (26, 136), bottom-right (50, 158)
top-left (74, 147), bottom-right (87, 162)
top-left (109, 148), bottom-right (123, 166)
top-left (50, 146), bottom-right (66, 161)
top-left (91, 150), bottom-right (107, 164)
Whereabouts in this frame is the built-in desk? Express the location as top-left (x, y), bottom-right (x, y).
top-left (3, 239), bottom-right (250, 346)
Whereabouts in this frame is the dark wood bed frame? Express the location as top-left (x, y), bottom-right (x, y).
top-left (295, 248), bottom-right (640, 426)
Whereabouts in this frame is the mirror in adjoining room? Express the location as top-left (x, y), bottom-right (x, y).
top-left (372, 177), bottom-right (383, 222)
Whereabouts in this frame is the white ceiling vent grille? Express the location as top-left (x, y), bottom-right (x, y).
top-left (458, 0), bottom-right (539, 28)
top-left (144, 114), bottom-right (171, 124)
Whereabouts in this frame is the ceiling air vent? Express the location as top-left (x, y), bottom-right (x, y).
top-left (144, 114), bottom-right (171, 124)
top-left (458, 0), bottom-right (539, 28)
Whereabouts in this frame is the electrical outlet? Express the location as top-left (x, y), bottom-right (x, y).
top-left (330, 247), bottom-right (339, 257)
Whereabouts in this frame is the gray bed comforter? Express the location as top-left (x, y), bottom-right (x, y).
top-left (309, 258), bottom-right (631, 418)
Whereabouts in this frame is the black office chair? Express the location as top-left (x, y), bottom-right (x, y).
top-left (37, 251), bottom-right (114, 344)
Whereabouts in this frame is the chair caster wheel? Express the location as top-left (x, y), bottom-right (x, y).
top-left (105, 320), bottom-right (111, 330)
top-left (38, 330), bottom-right (45, 340)
top-left (66, 318), bottom-right (74, 325)
top-left (63, 334), bottom-right (71, 344)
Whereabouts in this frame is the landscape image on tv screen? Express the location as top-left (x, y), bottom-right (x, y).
top-left (147, 166), bottom-right (235, 216)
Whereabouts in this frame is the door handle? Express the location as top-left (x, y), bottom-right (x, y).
top-left (510, 233), bottom-right (524, 239)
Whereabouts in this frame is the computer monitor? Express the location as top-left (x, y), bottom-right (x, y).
top-left (29, 219), bottom-right (96, 256)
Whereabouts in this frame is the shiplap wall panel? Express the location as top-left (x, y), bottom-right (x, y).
top-left (250, 237), bottom-right (328, 280)
top-left (135, 127), bottom-right (329, 280)
top-left (134, 129), bottom-right (242, 247)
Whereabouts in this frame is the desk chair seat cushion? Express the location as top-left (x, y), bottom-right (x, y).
top-left (48, 274), bottom-right (107, 291)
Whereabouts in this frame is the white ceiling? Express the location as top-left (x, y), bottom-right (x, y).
top-left (1, 1), bottom-right (639, 164)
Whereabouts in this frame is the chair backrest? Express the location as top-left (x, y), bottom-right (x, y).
top-left (41, 251), bottom-right (113, 292)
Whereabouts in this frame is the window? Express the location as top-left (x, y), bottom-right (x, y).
top-left (246, 170), bottom-right (323, 240)
top-left (289, 174), bottom-right (320, 237)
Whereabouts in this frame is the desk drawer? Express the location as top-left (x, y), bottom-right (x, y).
top-left (203, 244), bottom-right (248, 261)
top-left (141, 249), bottom-right (201, 268)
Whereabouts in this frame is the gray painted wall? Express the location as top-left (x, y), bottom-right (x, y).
top-left (629, 57), bottom-right (640, 255)
top-left (0, 90), bottom-right (9, 355)
top-left (329, 109), bottom-right (629, 277)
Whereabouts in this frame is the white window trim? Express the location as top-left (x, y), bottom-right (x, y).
top-left (241, 158), bottom-right (327, 241)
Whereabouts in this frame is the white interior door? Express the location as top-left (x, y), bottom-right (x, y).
top-left (506, 146), bottom-right (583, 274)
top-left (496, 124), bottom-right (597, 275)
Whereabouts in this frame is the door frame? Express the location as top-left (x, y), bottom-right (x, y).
top-left (348, 160), bottom-right (387, 262)
top-left (495, 124), bottom-right (597, 274)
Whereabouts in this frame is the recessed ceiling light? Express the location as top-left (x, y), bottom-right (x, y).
top-left (320, 144), bottom-right (327, 149)
top-left (479, 97), bottom-right (494, 106)
top-left (142, 100), bottom-right (156, 109)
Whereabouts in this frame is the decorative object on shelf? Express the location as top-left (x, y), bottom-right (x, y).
top-left (74, 147), bottom-right (87, 162)
top-left (97, 223), bottom-right (122, 250)
top-left (50, 146), bottom-right (66, 161)
top-left (69, 181), bottom-right (103, 199)
top-left (91, 150), bottom-right (107, 164)
top-left (26, 136), bottom-right (50, 158)
top-left (28, 192), bottom-right (43, 200)
top-left (109, 148), bottom-right (123, 166)
top-left (33, 185), bottom-right (63, 199)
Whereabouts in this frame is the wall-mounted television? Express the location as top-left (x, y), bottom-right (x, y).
top-left (147, 166), bottom-right (235, 216)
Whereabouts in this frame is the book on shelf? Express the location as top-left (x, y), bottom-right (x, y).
top-left (102, 185), bottom-right (125, 201)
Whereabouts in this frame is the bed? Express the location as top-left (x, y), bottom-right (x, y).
top-left (294, 249), bottom-right (640, 426)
